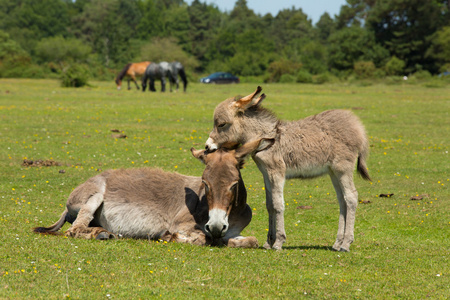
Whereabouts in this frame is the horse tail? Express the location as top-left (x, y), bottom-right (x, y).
top-left (115, 63), bottom-right (132, 85)
top-left (178, 66), bottom-right (188, 92)
top-left (33, 208), bottom-right (70, 235)
top-left (357, 141), bottom-right (371, 181)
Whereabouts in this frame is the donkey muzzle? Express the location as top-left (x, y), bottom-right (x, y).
top-left (205, 137), bottom-right (218, 151)
top-left (205, 209), bottom-right (228, 238)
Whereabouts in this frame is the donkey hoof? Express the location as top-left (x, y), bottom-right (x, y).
top-left (96, 232), bottom-right (115, 240)
top-left (262, 242), bottom-right (272, 250)
top-left (339, 248), bottom-right (350, 252)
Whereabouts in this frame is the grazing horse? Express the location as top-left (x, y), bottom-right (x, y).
top-left (33, 141), bottom-right (262, 248)
top-left (142, 62), bottom-right (171, 92)
top-left (169, 61), bottom-right (188, 92)
top-left (115, 61), bottom-right (151, 90)
top-left (205, 86), bottom-right (371, 252)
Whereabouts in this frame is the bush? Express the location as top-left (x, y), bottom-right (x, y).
top-left (313, 73), bottom-right (332, 84)
top-left (385, 56), bottom-right (405, 75)
top-left (267, 59), bottom-right (301, 82)
top-left (412, 70), bottom-right (432, 80)
top-left (296, 70), bottom-right (313, 83)
top-left (279, 74), bottom-right (296, 83)
top-left (60, 65), bottom-right (89, 87)
top-left (354, 61), bottom-right (376, 78)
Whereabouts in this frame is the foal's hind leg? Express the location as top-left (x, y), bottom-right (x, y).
top-left (330, 171), bottom-right (358, 252)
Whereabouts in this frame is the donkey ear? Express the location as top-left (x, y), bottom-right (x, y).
top-left (233, 86), bottom-right (266, 111)
top-left (191, 148), bottom-right (207, 164)
top-left (234, 139), bottom-right (262, 163)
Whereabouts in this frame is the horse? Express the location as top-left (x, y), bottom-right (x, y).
top-left (205, 86), bottom-right (371, 252)
top-left (33, 140), bottom-right (263, 248)
top-left (115, 61), bottom-right (151, 90)
top-left (169, 61), bottom-right (188, 92)
top-left (142, 62), bottom-right (170, 92)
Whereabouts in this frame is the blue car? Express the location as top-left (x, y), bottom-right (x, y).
top-left (200, 72), bottom-right (240, 84)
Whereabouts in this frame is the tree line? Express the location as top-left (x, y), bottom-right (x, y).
top-left (0, 0), bottom-right (449, 84)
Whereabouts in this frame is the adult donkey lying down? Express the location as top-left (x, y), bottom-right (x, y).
top-left (33, 142), bottom-right (262, 248)
top-left (205, 86), bottom-right (371, 252)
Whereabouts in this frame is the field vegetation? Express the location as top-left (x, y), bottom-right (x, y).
top-left (0, 79), bottom-right (449, 298)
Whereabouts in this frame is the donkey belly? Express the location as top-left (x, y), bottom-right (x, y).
top-left (96, 202), bottom-right (171, 239)
top-left (285, 164), bottom-right (330, 179)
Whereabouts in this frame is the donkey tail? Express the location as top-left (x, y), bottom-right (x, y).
top-left (357, 144), bottom-right (371, 181)
top-left (33, 208), bottom-right (69, 235)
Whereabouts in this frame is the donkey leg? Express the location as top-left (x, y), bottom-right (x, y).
top-left (227, 236), bottom-right (259, 248)
top-left (65, 189), bottom-right (112, 239)
top-left (262, 171), bottom-right (286, 250)
top-left (330, 172), bottom-right (346, 251)
top-left (331, 171), bottom-right (358, 252)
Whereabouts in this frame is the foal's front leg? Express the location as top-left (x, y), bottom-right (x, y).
top-left (259, 166), bottom-right (286, 250)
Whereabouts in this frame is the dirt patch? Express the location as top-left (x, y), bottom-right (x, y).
top-left (22, 159), bottom-right (63, 167)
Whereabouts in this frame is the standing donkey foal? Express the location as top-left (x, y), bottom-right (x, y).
top-left (205, 86), bottom-right (371, 252)
top-left (33, 141), bottom-right (262, 248)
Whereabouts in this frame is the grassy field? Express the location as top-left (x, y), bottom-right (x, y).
top-left (0, 79), bottom-right (449, 299)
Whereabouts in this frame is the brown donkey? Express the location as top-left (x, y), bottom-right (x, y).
top-left (205, 86), bottom-right (371, 252)
top-left (33, 141), bottom-right (263, 248)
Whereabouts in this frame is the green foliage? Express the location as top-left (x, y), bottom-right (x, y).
top-left (139, 37), bottom-right (199, 71)
top-left (267, 59), bottom-right (302, 82)
top-left (35, 36), bottom-right (92, 71)
top-left (354, 61), bottom-right (376, 78)
top-left (0, 30), bottom-right (33, 78)
top-left (279, 73), bottom-right (296, 83)
top-left (385, 56), bottom-right (406, 76)
top-left (60, 64), bottom-right (89, 87)
top-left (0, 0), bottom-right (449, 79)
top-left (296, 70), bottom-right (313, 83)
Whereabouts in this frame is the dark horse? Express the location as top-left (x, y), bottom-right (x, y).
top-left (142, 61), bottom-right (187, 92)
top-left (169, 61), bottom-right (188, 92)
top-left (115, 61), bottom-right (151, 90)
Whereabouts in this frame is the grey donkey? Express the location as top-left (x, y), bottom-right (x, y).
top-left (205, 86), bottom-right (371, 252)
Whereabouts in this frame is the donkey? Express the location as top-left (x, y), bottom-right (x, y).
top-left (205, 86), bottom-right (371, 252)
top-left (33, 141), bottom-right (263, 248)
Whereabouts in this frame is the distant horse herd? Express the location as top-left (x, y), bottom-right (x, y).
top-left (34, 86), bottom-right (371, 252)
top-left (115, 61), bottom-right (188, 93)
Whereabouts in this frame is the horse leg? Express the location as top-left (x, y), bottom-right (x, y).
top-left (127, 79), bottom-right (131, 90)
top-left (131, 75), bottom-right (140, 90)
top-left (150, 79), bottom-right (156, 92)
top-left (161, 77), bottom-right (166, 92)
top-left (330, 170), bottom-right (358, 252)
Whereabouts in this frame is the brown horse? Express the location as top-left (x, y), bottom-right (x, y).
top-left (115, 61), bottom-right (151, 90)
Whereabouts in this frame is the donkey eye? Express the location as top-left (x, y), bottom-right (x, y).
top-left (229, 182), bottom-right (239, 191)
top-left (202, 180), bottom-right (210, 192)
top-left (218, 123), bottom-right (227, 128)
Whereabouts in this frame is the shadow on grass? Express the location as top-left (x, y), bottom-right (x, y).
top-left (262, 245), bottom-right (334, 251)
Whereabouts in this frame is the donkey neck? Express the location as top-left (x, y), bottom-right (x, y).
top-left (243, 107), bottom-right (280, 141)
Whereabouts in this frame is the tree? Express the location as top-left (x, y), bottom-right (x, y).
top-left (35, 36), bottom-right (92, 71)
top-left (71, 0), bottom-right (141, 67)
top-left (426, 26), bottom-right (450, 72)
top-left (0, 0), bottom-right (70, 54)
top-left (328, 26), bottom-right (389, 71)
top-left (0, 30), bottom-right (32, 77)
top-left (367, 0), bottom-right (446, 73)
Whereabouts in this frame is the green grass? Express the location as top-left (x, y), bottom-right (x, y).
top-left (1, 79), bottom-right (449, 298)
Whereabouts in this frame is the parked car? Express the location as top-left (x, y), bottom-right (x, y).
top-left (200, 72), bottom-right (240, 84)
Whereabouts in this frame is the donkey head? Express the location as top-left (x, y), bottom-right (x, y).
top-left (191, 139), bottom-right (261, 239)
top-left (205, 86), bottom-right (266, 151)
